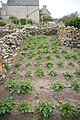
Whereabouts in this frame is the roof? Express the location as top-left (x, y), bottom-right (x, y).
top-left (7, 0), bottom-right (39, 6)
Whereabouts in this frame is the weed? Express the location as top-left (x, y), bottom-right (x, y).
top-left (19, 101), bottom-right (31, 113)
top-left (0, 97), bottom-right (15, 114)
top-left (35, 101), bottom-right (55, 119)
top-left (35, 68), bottom-right (44, 77)
top-left (49, 70), bottom-right (57, 76)
top-left (71, 80), bottom-right (80, 91)
top-left (52, 81), bottom-right (64, 91)
top-left (63, 71), bottom-right (73, 79)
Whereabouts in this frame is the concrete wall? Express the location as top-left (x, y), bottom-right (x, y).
top-left (8, 6), bottom-right (39, 23)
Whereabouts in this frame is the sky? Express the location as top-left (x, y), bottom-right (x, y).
top-left (0, 0), bottom-right (80, 18)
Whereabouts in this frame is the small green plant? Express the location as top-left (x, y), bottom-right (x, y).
top-left (25, 71), bottom-right (32, 77)
top-left (77, 59), bottom-right (80, 64)
top-left (15, 61), bottom-right (21, 67)
top-left (60, 101), bottom-right (80, 120)
top-left (19, 101), bottom-right (31, 113)
top-left (63, 71), bottom-right (73, 79)
top-left (36, 54), bottom-right (42, 60)
top-left (75, 68), bottom-right (80, 76)
top-left (12, 69), bottom-right (19, 74)
top-left (45, 60), bottom-right (53, 68)
top-left (68, 61), bottom-right (75, 67)
top-left (17, 79), bottom-right (32, 94)
top-left (7, 79), bottom-right (32, 94)
top-left (35, 68), bottom-right (44, 77)
top-left (61, 48), bottom-right (67, 54)
top-left (46, 54), bottom-right (51, 60)
top-left (35, 101), bottom-right (55, 119)
top-left (5, 64), bottom-right (10, 71)
top-left (0, 97), bottom-right (15, 114)
top-left (49, 70), bottom-right (57, 76)
top-left (64, 53), bottom-right (71, 59)
top-left (27, 53), bottom-right (34, 59)
top-left (34, 60), bottom-right (41, 66)
top-left (71, 53), bottom-right (78, 60)
top-left (55, 53), bottom-right (61, 58)
top-left (26, 62), bottom-right (32, 66)
top-left (19, 52), bottom-right (26, 60)
top-left (23, 45), bottom-right (28, 50)
top-left (57, 60), bottom-right (65, 67)
top-left (52, 81), bottom-right (64, 91)
top-left (7, 79), bottom-right (18, 93)
top-left (71, 80), bottom-right (80, 91)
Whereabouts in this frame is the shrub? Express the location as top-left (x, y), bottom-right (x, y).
top-left (35, 68), bottom-right (44, 77)
top-left (35, 101), bottom-right (55, 118)
top-left (52, 81), bottom-right (64, 91)
top-left (9, 16), bottom-right (19, 24)
top-left (71, 80), bottom-right (80, 91)
top-left (60, 101), bottom-right (80, 120)
top-left (20, 18), bottom-right (26, 25)
top-left (63, 71), bottom-right (73, 79)
top-left (0, 97), bottom-right (14, 114)
top-left (27, 19), bottom-right (32, 24)
top-left (0, 20), bottom-right (7, 26)
top-left (49, 70), bottom-right (57, 76)
top-left (19, 101), bottom-right (31, 113)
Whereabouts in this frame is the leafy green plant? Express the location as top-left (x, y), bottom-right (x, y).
top-left (55, 53), bottom-right (61, 58)
top-left (71, 80), bottom-right (80, 91)
top-left (49, 70), bottom-right (57, 76)
top-left (35, 68), bottom-right (44, 77)
top-left (46, 54), bottom-right (51, 60)
top-left (7, 80), bottom-right (18, 93)
top-left (61, 48), bottom-right (67, 54)
top-left (35, 101), bottom-right (55, 119)
top-left (15, 61), bottom-right (21, 67)
top-left (5, 63), bottom-right (10, 71)
top-left (7, 79), bottom-right (32, 94)
top-left (36, 54), bottom-right (42, 60)
top-left (57, 60), bottom-right (65, 67)
top-left (17, 79), bottom-right (32, 94)
top-left (60, 101), bottom-right (80, 120)
top-left (77, 59), bottom-right (80, 64)
top-left (12, 69), bottom-right (19, 74)
top-left (52, 81), bottom-right (64, 91)
top-left (34, 60), bottom-right (41, 66)
top-left (71, 53), bottom-right (78, 60)
top-left (25, 71), bottom-right (32, 77)
top-left (75, 68), bottom-right (80, 76)
top-left (63, 71), bottom-right (73, 79)
top-left (23, 45), bottom-right (28, 50)
top-left (68, 61), bottom-right (75, 67)
top-left (19, 52), bottom-right (26, 60)
top-left (0, 97), bottom-right (15, 114)
top-left (19, 101), bottom-right (31, 113)
top-left (64, 53), bottom-right (71, 59)
top-left (26, 62), bottom-right (32, 66)
top-left (45, 60), bottom-right (53, 68)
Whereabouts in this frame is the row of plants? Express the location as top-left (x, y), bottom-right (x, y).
top-left (0, 97), bottom-right (80, 120)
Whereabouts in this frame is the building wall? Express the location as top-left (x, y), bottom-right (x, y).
top-left (7, 6), bottom-right (39, 23)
